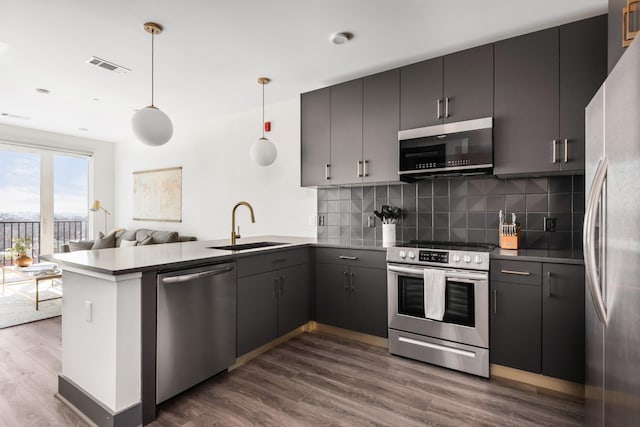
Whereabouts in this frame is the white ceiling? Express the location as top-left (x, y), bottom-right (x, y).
top-left (0, 0), bottom-right (607, 145)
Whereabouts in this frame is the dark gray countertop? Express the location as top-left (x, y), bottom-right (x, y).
top-left (491, 248), bottom-right (584, 265)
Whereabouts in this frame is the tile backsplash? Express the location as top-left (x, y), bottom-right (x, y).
top-left (316, 175), bottom-right (584, 250)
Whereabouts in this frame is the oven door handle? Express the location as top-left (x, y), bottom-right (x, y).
top-left (387, 265), bottom-right (487, 282)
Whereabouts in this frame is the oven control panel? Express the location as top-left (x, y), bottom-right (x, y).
top-left (419, 250), bottom-right (448, 263)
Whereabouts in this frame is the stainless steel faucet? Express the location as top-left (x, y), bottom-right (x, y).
top-left (231, 201), bottom-right (255, 245)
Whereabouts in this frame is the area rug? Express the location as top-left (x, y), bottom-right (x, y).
top-left (0, 281), bottom-right (62, 329)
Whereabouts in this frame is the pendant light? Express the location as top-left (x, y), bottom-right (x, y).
top-left (249, 77), bottom-right (277, 166)
top-left (131, 22), bottom-right (173, 146)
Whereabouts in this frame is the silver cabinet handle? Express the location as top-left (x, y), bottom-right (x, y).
top-left (325, 164), bottom-right (331, 180)
top-left (161, 266), bottom-right (234, 284)
top-left (343, 271), bottom-right (349, 291)
top-left (350, 272), bottom-right (355, 292)
top-left (493, 289), bottom-right (497, 315)
top-left (436, 99), bottom-right (441, 119)
top-left (546, 272), bottom-right (552, 298)
top-left (584, 157), bottom-right (608, 326)
top-left (445, 97), bottom-right (450, 118)
top-left (564, 138), bottom-right (569, 163)
top-left (552, 140), bottom-right (557, 164)
top-left (363, 160), bottom-right (369, 177)
top-left (357, 160), bottom-right (363, 178)
top-left (500, 269), bottom-right (531, 276)
top-left (339, 255), bottom-right (358, 260)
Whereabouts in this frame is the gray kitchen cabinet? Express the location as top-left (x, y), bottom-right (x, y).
top-left (236, 249), bottom-right (310, 357)
top-left (330, 79), bottom-right (363, 185)
top-left (315, 248), bottom-right (387, 338)
top-left (490, 258), bottom-right (586, 383)
top-left (399, 44), bottom-right (493, 130)
top-left (542, 263), bottom-right (585, 383)
top-left (494, 15), bottom-right (606, 176)
top-left (362, 69), bottom-right (400, 183)
top-left (300, 88), bottom-right (331, 186)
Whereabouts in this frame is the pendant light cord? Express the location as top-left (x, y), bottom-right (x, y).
top-left (261, 81), bottom-right (265, 139)
top-left (151, 31), bottom-right (155, 107)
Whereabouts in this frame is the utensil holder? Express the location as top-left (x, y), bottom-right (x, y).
top-left (499, 224), bottom-right (521, 250)
top-left (382, 223), bottom-right (396, 248)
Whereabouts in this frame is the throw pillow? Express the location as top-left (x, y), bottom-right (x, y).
top-left (119, 239), bottom-right (137, 247)
top-left (68, 240), bottom-right (94, 251)
top-left (138, 236), bottom-right (154, 246)
top-left (92, 230), bottom-right (117, 249)
top-left (115, 229), bottom-right (137, 247)
top-left (150, 230), bottom-right (179, 244)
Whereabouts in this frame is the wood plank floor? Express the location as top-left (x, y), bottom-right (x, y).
top-left (0, 318), bottom-right (584, 426)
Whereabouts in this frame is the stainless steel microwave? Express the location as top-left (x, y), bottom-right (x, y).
top-left (398, 117), bottom-right (493, 181)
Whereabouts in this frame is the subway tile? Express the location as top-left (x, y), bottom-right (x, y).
top-left (486, 212), bottom-right (500, 230)
top-left (486, 195), bottom-right (506, 211)
top-left (468, 229), bottom-right (486, 244)
top-left (339, 226), bottom-right (350, 239)
top-left (328, 200), bottom-right (340, 213)
top-left (402, 183), bottom-right (416, 198)
top-left (486, 178), bottom-right (506, 195)
top-left (375, 185), bottom-right (388, 200)
top-left (451, 228), bottom-right (468, 242)
top-left (403, 212), bottom-right (417, 227)
top-left (418, 181), bottom-right (433, 197)
top-left (450, 179), bottom-right (468, 196)
top-left (548, 232), bottom-right (572, 250)
top-left (467, 178), bottom-right (486, 195)
top-left (389, 198), bottom-right (402, 209)
top-left (317, 188), bottom-right (328, 201)
top-left (450, 196), bottom-right (467, 212)
top-left (527, 212), bottom-right (546, 231)
top-left (468, 212), bottom-right (486, 229)
top-left (505, 178), bottom-right (526, 194)
top-left (351, 199), bottom-right (362, 213)
top-left (526, 193), bottom-right (548, 212)
top-left (318, 200), bottom-right (328, 213)
top-left (434, 197), bottom-right (449, 212)
top-left (351, 186), bottom-right (363, 200)
top-left (450, 212), bottom-right (467, 228)
top-left (526, 177), bottom-right (548, 193)
top-left (573, 231), bottom-right (583, 250)
top-left (339, 187), bottom-right (352, 200)
top-left (327, 188), bottom-right (340, 200)
top-left (573, 193), bottom-right (585, 212)
top-left (362, 198), bottom-right (374, 213)
top-left (339, 213), bottom-right (351, 225)
top-left (549, 176), bottom-right (572, 193)
top-left (327, 213), bottom-right (340, 226)
top-left (433, 180), bottom-right (449, 197)
top-left (573, 175), bottom-right (585, 192)
top-left (434, 212), bottom-right (449, 228)
top-left (549, 193), bottom-right (571, 212)
top-left (351, 213), bottom-right (362, 226)
top-left (506, 194), bottom-right (526, 212)
top-left (418, 228), bottom-right (433, 241)
top-left (375, 198), bottom-right (388, 210)
top-left (328, 226), bottom-right (339, 239)
top-left (403, 194), bottom-right (417, 213)
top-left (317, 226), bottom-right (327, 239)
top-left (402, 227), bottom-right (417, 241)
top-left (486, 230), bottom-right (499, 245)
top-left (573, 212), bottom-right (584, 232)
top-left (339, 200), bottom-right (351, 213)
top-left (363, 227), bottom-right (375, 241)
top-left (467, 195), bottom-right (487, 212)
top-left (434, 228), bottom-right (450, 241)
top-left (551, 212), bottom-right (572, 232)
top-left (350, 226), bottom-right (363, 240)
top-left (418, 197), bottom-right (433, 212)
top-left (418, 213), bottom-right (433, 229)
top-left (526, 231), bottom-right (548, 249)
top-left (389, 185), bottom-right (402, 199)
top-left (363, 186), bottom-right (375, 200)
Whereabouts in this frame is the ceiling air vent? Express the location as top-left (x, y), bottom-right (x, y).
top-left (85, 56), bottom-right (131, 74)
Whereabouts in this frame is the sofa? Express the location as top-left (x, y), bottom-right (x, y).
top-left (62, 228), bottom-right (197, 252)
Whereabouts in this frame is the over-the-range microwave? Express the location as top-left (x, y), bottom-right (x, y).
top-left (398, 117), bottom-right (493, 181)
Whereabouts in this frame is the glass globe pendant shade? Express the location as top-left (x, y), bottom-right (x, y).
top-left (131, 106), bottom-right (173, 146)
top-left (250, 137), bottom-right (277, 166)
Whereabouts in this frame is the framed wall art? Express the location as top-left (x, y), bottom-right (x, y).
top-left (133, 166), bottom-right (182, 222)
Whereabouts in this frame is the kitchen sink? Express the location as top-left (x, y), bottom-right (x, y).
top-left (207, 241), bottom-right (287, 251)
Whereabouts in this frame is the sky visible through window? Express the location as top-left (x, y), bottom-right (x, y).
top-left (0, 149), bottom-right (88, 220)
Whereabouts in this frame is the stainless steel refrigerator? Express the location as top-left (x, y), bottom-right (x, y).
top-left (584, 37), bottom-right (640, 426)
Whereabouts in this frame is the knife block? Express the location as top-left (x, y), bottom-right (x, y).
top-left (499, 225), bottom-right (521, 250)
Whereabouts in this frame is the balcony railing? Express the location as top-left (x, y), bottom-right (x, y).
top-left (1, 220), bottom-right (87, 266)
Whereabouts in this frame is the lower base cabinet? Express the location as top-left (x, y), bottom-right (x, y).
top-left (237, 250), bottom-right (310, 357)
top-left (315, 248), bottom-right (387, 338)
top-left (490, 259), bottom-right (585, 383)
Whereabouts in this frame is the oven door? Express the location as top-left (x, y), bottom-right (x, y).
top-left (387, 263), bottom-right (488, 349)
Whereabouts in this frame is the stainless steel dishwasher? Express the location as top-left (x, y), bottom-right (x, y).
top-left (156, 262), bottom-right (236, 404)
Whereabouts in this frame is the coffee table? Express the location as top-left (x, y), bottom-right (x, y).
top-left (2, 263), bottom-right (63, 310)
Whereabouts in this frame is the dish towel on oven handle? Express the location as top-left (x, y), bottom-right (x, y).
top-left (423, 268), bottom-right (446, 321)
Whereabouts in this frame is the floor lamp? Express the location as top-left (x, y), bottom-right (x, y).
top-left (89, 200), bottom-right (111, 235)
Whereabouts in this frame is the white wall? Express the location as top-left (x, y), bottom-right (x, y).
top-left (0, 123), bottom-right (115, 239)
top-left (114, 97), bottom-right (317, 240)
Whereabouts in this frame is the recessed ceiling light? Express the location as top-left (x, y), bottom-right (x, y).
top-left (35, 88), bottom-right (50, 95)
top-left (92, 98), bottom-right (100, 102)
top-left (331, 32), bottom-right (353, 45)
top-left (78, 127), bottom-right (89, 132)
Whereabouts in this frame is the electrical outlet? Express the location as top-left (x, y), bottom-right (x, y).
top-left (318, 215), bottom-right (325, 226)
top-left (368, 215), bottom-right (376, 227)
top-left (544, 217), bottom-right (557, 232)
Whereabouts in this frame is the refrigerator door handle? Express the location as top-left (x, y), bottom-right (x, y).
top-left (583, 157), bottom-right (608, 326)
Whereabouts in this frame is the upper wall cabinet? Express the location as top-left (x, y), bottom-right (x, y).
top-left (494, 15), bottom-right (606, 176)
top-left (301, 88), bottom-right (331, 187)
top-left (400, 43), bottom-right (493, 130)
top-left (330, 79), bottom-right (364, 185)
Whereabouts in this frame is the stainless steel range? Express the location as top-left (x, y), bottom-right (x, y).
top-left (387, 241), bottom-right (493, 378)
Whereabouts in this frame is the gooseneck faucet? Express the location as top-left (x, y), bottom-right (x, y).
top-left (231, 201), bottom-right (255, 245)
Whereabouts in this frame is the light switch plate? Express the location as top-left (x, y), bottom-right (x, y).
top-left (85, 301), bottom-right (92, 322)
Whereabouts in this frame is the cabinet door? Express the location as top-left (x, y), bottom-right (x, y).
top-left (315, 263), bottom-right (350, 329)
top-left (494, 28), bottom-right (559, 175)
top-left (490, 280), bottom-right (542, 373)
top-left (237, 271), bottom-right (278, 356)
top-left (278, 263), bottom-right (310, 336)
top-left (301, 88), bottom-right (331, 186)
top-left (443, 43), bottom-right (493, 123)
top-left (400, 57), bottom-right (443, 130)
top-left (349, 266), bottom-right (388, 338)
top-left (330, 79), bottom-right (363, 185)
top-left (542, 263), bottom-right (585, 383)
top-left (559, 15), bottom-right (607, 172)
top-left (362, 69), bottom-right (400, 183)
